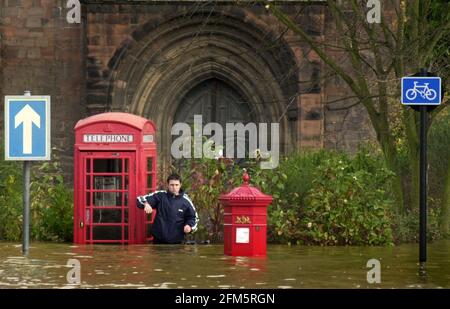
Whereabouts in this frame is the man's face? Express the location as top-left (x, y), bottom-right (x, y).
top-left (167, 180), bottom-right (181, 195)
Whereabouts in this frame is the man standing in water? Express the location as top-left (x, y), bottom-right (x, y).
top-left (137, 174), bottom-right (199, 244)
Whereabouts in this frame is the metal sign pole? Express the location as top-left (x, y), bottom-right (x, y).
top-left (419, 68), bottom-right (427, 266)
top-left (22, 90), bottom-right (31, 256)
top-left (23, 160), bottom-right (30, 255)
top-left (419, 104), bottom-right (427, 264)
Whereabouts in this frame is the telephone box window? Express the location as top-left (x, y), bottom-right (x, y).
top-left (124, 226), bottom-right (129, 240)
top-left (86, 192), bottom-right (91, 206)
top-left (85, 176), bottom-right (91, 189)
top-left (86, 227), bottom-right (90, 241)
top-left (124, 209), bottom-right (129, 223)
top-left (94, 192), bottom-right (122, 207)
top-left (147, 158), bottom-right (153, 171)
top-left (93, 209), bottom-right (122, 223)
top-left (94, 176), bottom-right (122, 190)
top-left (144, 156), bottom-right (157, 242)
top-left (93, 158), bottom-right (122, 173)
top-left (147, 175), bottom-right (152, 189)
top-left (93, 226), bottom-right (122, 241)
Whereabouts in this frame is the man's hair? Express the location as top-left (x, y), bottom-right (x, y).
top-left (167, 173), bottom-right (182, 183)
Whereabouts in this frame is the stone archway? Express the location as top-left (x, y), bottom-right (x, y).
top-left (106, 9), bottom-right (299, 168)
top-left (174, 78), bottom-right (253, 159)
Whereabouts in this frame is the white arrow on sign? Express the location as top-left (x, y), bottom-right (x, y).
top-left (14, 104), bottom-right (41, 154)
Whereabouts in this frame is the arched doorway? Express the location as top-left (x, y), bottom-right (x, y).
top-left (106, 9), bottom-right (299, 169)
top-left (175, 78), bottom-right (252, 126)
top-left (173, 78), bottom-right (254, 161)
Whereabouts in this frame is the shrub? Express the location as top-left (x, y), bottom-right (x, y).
top-left (178, 147), bottom-right (400, 246)
top-left (0, 148), bottom-right (23, 241)
top-left (428, 108), bottom-right (450, 207)
top-left (177, 143), bottom-right (284, 242)
top-left (178, 155), bottom-right (242, 242)
top-left (31, 160), bottom-right (74, 242)
top-left (277, 150), bottom-right (336, 205)
top-left (391, 198), bottom-right (442, 244)
top-left (0, 145), bottom-right (73, 242)
top-left (263, 148), bottom-right (398, 245)
top-left (303, 154), bottom-right (395, 245)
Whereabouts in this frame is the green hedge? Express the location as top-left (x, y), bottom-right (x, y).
top-left (0, 146), bottom-right (73, 242)
top-left (261, 149), bottom-right (394, 245)
top-left (177, 147), bottom-right (422, 245)
top-left (1, 141), bottom-right (445, 245)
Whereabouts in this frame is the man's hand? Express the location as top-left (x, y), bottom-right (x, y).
top-left (144, 202), bottom-right (153, 214)
top-left (184, 225), bottom-right (192, 234)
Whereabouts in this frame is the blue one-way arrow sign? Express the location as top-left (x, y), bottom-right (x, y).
top-left (5, 96), bottom-right (51, 160)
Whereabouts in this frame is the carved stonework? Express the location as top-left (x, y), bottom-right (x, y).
top-left (0, 0), bottom-right (374, 180)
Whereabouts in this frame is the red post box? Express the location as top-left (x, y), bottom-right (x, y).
top-left (73, 112), bottom-right (157, 244)
top-left (220, 170), bottom-right (272, 256)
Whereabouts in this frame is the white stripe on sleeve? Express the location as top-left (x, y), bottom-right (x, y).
top-left (183, 194), bottom-right (199, 232)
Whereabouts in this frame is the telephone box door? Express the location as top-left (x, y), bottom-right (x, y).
top-left (78, 151), bottom-right (136, 244)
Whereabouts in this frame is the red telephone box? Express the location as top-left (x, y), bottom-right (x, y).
top-left (74, 112), bottom-right (157, 244)
top-left (220, 171), bottom-right (272, 256)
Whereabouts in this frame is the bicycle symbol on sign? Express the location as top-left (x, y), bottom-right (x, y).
top-left (405, 81), bottom-right (437, 101)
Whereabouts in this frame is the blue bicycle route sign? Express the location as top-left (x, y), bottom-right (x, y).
top-left (4, 96), bottom-right (51, 161)
top-left (401, 76), bottom-right (442, 106)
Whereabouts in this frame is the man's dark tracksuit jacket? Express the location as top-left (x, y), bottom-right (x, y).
top-left (136, 189), bottom-right (199, 244)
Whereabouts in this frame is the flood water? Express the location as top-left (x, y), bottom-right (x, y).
top-left (1, 241), bottom-right (449, 288)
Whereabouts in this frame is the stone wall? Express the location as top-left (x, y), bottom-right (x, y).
top-left (0, 0), bottom-right (375, 181)
top-left (0, 0), bottom-right (85, 179)
top-left (82, 1), bottom-right (328, 163)
top-left (321, 3), bottom-right (375, 151)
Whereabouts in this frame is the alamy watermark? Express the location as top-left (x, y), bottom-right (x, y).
top-left (67, 1), bottom-right (380, 25)
top-left (66, 258), bottom-right (81, 285)
top-left (171, 115), bottom-right (279, 169)
top-left (66, 0), bottom-right (81, 24)
top-left (366, 258), bottom-right (381, 284)
top-left (367, 0), bottom-right (381, 24)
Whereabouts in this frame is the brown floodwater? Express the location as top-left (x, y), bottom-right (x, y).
top-left (0, 241), bottom-right (449, 288)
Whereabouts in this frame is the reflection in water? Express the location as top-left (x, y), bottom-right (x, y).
top-left (0, 241), bottom-right (449, 288)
